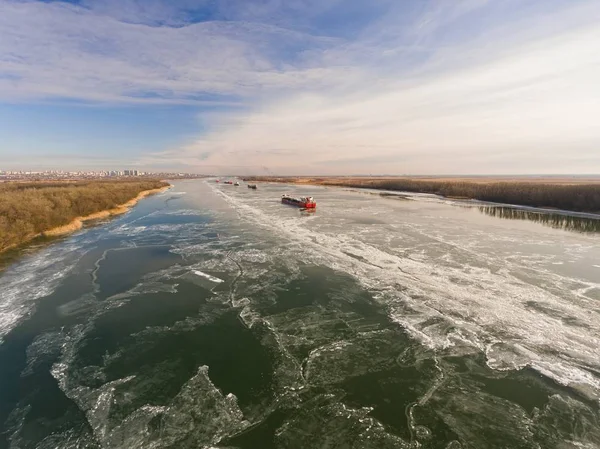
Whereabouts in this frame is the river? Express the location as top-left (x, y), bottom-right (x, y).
top-left (0, 179), bottom-right (599, 448)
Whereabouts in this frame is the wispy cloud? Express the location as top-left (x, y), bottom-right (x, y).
top-left (0, 0), bottom-right (343, 104)
top-left (1, 0), bottom-right (599, 173)
top-left (140, 1), bottom-right (600, 174)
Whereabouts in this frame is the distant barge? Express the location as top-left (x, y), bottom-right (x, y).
top-left (282, 194), bottom-right (316, 208)
top-left (248, 184), bottom-right (257, 189)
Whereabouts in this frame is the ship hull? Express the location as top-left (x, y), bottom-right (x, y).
top-left (282, 198), bottom-right (316, 208)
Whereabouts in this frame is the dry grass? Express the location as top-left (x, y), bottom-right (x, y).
top-left (244, 176), bottom-right (600, 213)
top-left (0, 180), bottom-right (170, 253)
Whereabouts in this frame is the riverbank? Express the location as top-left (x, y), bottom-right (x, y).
top-left (0, 180), bottom-right (170, 254)
top-left (42, 185), bottom-right (170, 237)
top-left (244, 176), bottom-right (600, 214)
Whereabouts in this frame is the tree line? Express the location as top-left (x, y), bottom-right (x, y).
top-left (351, 179), bottom-right (600, 213)
top-left (479, 206), bottom-right (600, 233)
top-left (0, 180), bottom-right (168, 253)
top-left (245, 177), bottom-right (600, 214)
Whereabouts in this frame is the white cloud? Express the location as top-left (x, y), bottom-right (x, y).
top-left (0, 0), bottom-right (342, 104)
top-left (143, 8), bottom-right (600, 174)
top-left (1, 0), bottom-right (600, 173)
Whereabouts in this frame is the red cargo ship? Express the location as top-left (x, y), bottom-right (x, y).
top-left (281, 194), bottom-right (316, 209)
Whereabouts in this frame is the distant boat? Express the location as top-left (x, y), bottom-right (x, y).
top-left (224, 180), bottom-right (233, 185)
top-left (282, 194), bottom-right (316, 209)
top-left (234, 181), bottom-right (240, 186)
top-left (248, 184), bottom-right (257, 189)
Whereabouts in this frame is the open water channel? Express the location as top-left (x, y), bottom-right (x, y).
top-left (0, 179), bottom-right (599, 448)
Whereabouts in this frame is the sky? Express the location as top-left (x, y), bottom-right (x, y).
top-left (1, 0), bottom-right (599, 175)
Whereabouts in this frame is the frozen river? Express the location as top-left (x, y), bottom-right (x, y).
top-left (0, 179), bottom-right (598, 448)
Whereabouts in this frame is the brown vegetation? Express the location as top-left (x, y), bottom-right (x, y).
top-left (479, 206), bottom-right (600, 233)
top-left (245, 176), bottom-right (600, 213)
top-left (0, 180), bottom-right (170, 253)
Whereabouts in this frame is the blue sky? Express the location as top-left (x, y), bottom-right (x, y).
top-left (1, 0), bottom-right (599, 174)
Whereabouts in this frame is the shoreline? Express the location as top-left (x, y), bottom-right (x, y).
top-left (345, 186), bottom-right (600, 219)
top-left (0, 185), bottom-right (171, 256)
top-left (245, 176), bottom-right (600, 215)
top-left (42, 185), bottom-right (171, 237)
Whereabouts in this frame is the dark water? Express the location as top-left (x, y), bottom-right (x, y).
top-left (0, 180), bottom-right (599, 448)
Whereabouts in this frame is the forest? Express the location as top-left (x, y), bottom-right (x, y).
top-left (0, 180), bottom-right (168, 253)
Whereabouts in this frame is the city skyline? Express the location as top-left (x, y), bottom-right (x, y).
top-left (0, 168), bottom-right (207, 182)
top-left (1, 0), bottom-right (600, 175)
